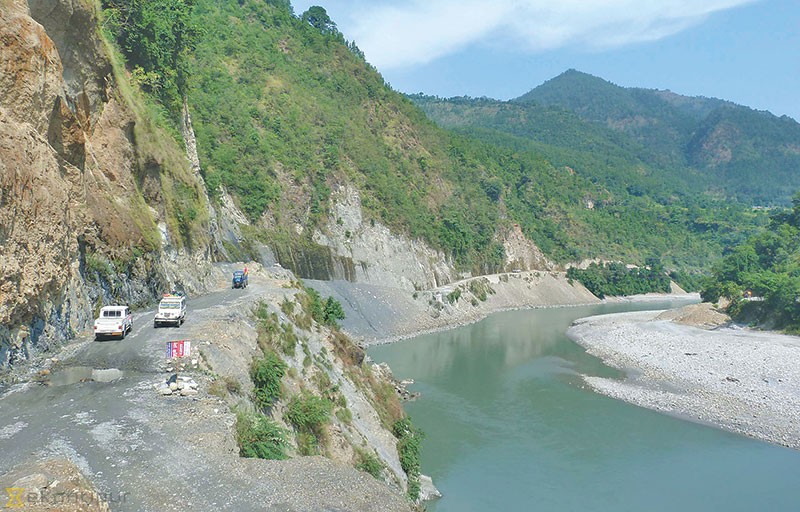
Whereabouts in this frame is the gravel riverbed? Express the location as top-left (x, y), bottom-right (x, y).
top-left (568, 310), bottom-right (800, 449)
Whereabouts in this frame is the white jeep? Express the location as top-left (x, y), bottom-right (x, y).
top-left (94, 306), bottom-right (133, 340)
top-left (154, 294), bottom-right (186, 328)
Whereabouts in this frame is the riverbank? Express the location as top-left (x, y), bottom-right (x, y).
top-left (568, 307), bottom-right (800, 449)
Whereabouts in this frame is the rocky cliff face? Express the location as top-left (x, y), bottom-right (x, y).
top-left (313, 184), bottom-right (457, 291)
top-left (0, 0), bottom-right (213, 366)
top-left (308, 184), bottom-right (553, 291)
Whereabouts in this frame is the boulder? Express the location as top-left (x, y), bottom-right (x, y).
top-left (419, 474), bottom-right (442, 501)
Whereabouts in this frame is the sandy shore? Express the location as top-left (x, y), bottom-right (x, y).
top-left (568, 309), bottom-right (800, 449)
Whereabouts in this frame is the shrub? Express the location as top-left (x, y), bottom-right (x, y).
top-left (303, 287), bottom-right (346, 327)
top-left (446, 288), bottom-right (461, 304)
top-left (392, 417), bottom-right (424, 501)
top-left (235, 410), bottom-right (289, 460)
top-left (250, 351), bottom-right (287, 409)
top-left (287, 391), bottom-right (333, 434)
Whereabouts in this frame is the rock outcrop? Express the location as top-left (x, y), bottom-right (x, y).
top-left (310, 184), bottom-right (554, 291)
top-left (0, 0), bottom-right (213, 366)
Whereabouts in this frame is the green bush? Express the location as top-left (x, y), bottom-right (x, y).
top-left (286, 391), bottom-right (333, 437)
top-left (392, 417), bottom-right (424, 501)
top-left (250, 351), bottom-right (287, 409)
top-left (235, 410), bottom-right (289, 460)
top-left (303, 287), bottom-right (346, 327)
top-left (356, 450), bottom-right (384, 480)
top-left (446, 288), bottom-right (461, 304)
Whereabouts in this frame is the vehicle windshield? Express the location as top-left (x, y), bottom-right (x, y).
top-left (234, 271), bottom-right (244, 276)
top-left (160, 302), bottom-right (181, 309)
top-left (102, 310), bottom-right (122, 318)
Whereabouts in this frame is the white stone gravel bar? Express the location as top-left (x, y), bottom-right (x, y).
top-left (568, 310), bottom-right (800, 449)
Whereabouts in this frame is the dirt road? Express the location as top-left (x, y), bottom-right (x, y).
top-left (0, 268), bottom-right (410, 512)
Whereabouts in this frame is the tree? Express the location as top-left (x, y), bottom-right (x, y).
top-left (101, 0), bottom-right (201, 114)
top-left (301, 6), bottom-right (336, 34)
top-left (323, 297), bottom-right (345, 326)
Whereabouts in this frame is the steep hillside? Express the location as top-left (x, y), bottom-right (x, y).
top-left (0, 0), bottom-right (212, 365)
top-left (688, 106), bottom-right (800, 204)
top-left (514, 69), bottom-right (800, 205)
top-left (184, 0), bottom-right (756, 276)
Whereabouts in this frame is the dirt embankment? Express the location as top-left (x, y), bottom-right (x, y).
top-left (309, 270), bottom-right (600, 344)
top-left (568, 306), bottom-right (800, 449)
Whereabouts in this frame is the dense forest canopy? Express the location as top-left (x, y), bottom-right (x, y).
top-left (702, 197), bottom-right (800, 330)
top-left (513, 70), bottom-right (800, 206)
top-left (567, 261), bottom-right (672, 299)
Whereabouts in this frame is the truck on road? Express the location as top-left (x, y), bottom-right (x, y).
top-left (154, 293), bottom-right (187, 327)
top-left (232, 270), bottom-right (248, 289)
top-left (94, 305), bottom-right (133, 340)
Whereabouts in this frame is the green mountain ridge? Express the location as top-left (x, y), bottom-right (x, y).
top-left (513, 69), bottom-right (800, 205)
top-left (184, 2), bottom-right (767, 272)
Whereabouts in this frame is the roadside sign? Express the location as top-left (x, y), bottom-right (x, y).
top-left (166, 340), bottom-right (191, 359)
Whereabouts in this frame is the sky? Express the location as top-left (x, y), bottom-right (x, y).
top-left (290, 0), bottom-right (799, 121)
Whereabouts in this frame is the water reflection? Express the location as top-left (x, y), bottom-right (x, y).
top-left (370, 299), bottom-right (800, 512)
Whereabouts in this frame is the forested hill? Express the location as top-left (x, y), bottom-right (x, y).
top-left (101, 0), bottom-right (764, 274)
top-left (514, 70), bottom-right (800, 205)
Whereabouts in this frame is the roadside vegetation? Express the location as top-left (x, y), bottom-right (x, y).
top-left (235, 410), bottom-right (289, 460)
top-left (286, 390), bottom-right (333, 455)
top-left (233, 291), bottom-right (424, 500)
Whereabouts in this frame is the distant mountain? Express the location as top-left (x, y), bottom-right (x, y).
top-left (511, 70), bottom-right (800, 205)
top-left (409, 94), bottom-right (706, 202)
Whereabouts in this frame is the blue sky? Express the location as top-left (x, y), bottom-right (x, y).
top-left (291, 0), bottom-right (799, 121)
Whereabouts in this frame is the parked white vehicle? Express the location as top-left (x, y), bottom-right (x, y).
top-left (154, 294), bottom-right (186, 328)
top-left (94, 306), bottom-right (133, 340)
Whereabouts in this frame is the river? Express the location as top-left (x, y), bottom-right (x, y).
top-left (369, 299), bottom-right (800, 512)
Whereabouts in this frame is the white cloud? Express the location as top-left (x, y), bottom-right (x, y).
top-left (325, 0), bottom-right (757, 69)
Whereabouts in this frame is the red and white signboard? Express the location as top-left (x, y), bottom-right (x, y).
top-left (166, 340), bottom-right (191, 359)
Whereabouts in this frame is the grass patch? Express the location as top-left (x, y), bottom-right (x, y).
top-left (355, 450), bottom-right (384, 480)
top-left (335, 407), bottom-right (352, 425)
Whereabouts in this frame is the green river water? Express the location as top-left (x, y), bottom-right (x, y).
top-left (369, 300), bottom-right (800, 512)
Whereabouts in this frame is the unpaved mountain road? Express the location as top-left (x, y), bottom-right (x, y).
top-left (0, 268), bottom-right (411, 512)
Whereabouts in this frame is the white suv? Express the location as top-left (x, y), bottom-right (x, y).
top-left (94, 306), bottom-right (133, 340)
top-left (154, 294), bottom-right (186, 328)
